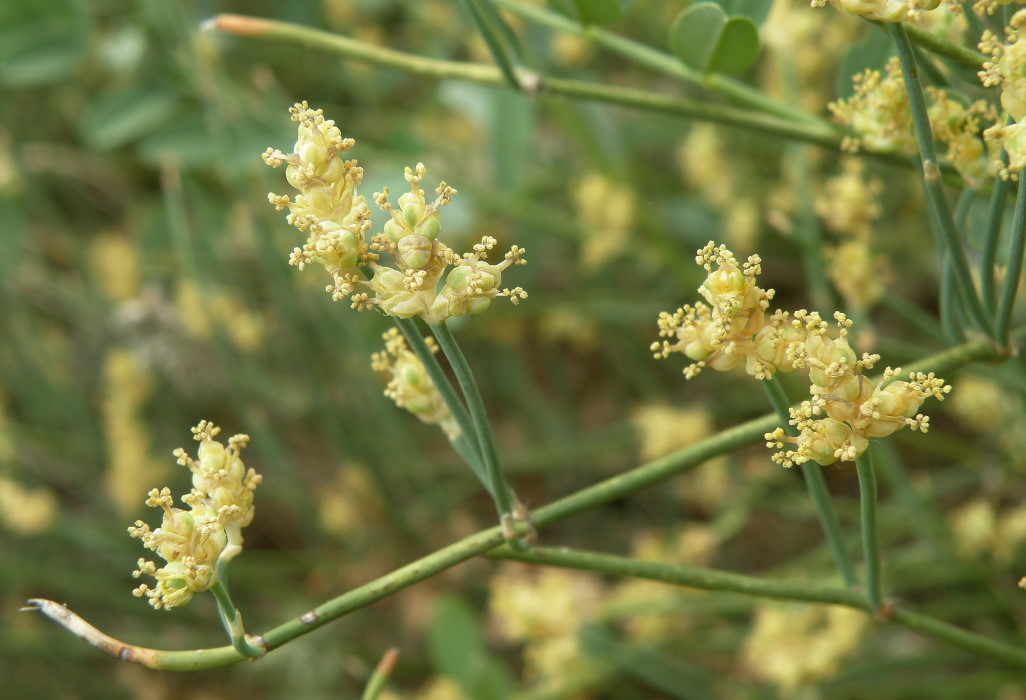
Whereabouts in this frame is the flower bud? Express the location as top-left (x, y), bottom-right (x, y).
top-left (397, 234), bottom-right (434, 269)
top-left (415, 210), bottom-right (441, 240)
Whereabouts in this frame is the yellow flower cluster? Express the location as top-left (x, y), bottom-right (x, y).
top-left (742, 603), bottom-right (868, 694)
top-left (264, 102), bottom-right (527, 322)
top-left (816, 159), bottom-right (891, 312)
top-left (812, 0), bottom-right (941, 22)
top-left (371, 328), bottom-right (459, 440)
top-left (128, 421), bottom-right (261, 610)
top-left (651, 242), bottom-right (782, 380)
top-left (653, 243), bottom-right (951, 466)
top-left (765, 316), bottom-right (950, 466)
top-left (830, 59), bottom-right (915, 154)
top-left (489, 564), bottom-right (603, 688)
top-left (831, 60), bottom-right (998, 185)
top-left (982, 10), bottom-right (1026, 177)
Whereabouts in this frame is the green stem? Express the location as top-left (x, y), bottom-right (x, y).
top-left (995, 172), bottom-right (1026, 345)
top-left (886, 22), bottom-right (995, 339)
top-left (883, 20), bottom-right (987, 71)
top-left (762, 377), bottom-right (857, 587)
top-left (486, 545), bottom-right (1026, 669)
top-left (361, 648), bottom-right (400, 700)
top-left (460, 0), bottom-right (522, 91)
top-left (490, 0), bottom-right (822, 126)
top-left (981, 152), bottom-right (1012, 310)
top-left (429, 320), bottom-right (515, 521)
top-left (25, 338), bottom-right (1018, 670)
top-left (210, 14), bottom-right (854, 153)
top-left (209, 580), bottom-right (265, 659)
top-left (391, 318), bottom-right (489, 490)
top-left (855, 448), bottom-right (883, 615)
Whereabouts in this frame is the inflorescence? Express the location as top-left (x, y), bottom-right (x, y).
top-left (653, 242), bottom-right (951, 467)
top-left (128, 421), bottom-right (261, 610)
top-left (263, 102), bottom-right (528, 322)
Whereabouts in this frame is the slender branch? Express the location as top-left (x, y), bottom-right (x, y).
top-left (883, 20), bottom-right (987, 71)
top-left (996, 172), bottom-right (1026, 345)
top-left (361, 648), bottom-right (400, 700)
top-left (391, 317), bottom-right (489, 490)
top-left (486, 545), bottom-right (1026, 669)
top-left (208, 14), bottom-right (852, 153)
top-left (886, 22), bottom-right (995, 339)
top-left (854, 449), bottom-right (884, 615)
top-left (981, 151), bottom-right (1012, 310)
top-left (210, 580), bottom-right (266, 659)
top-left (23, 337), bottom-right (1017, 670)
top-left (429, 320), bottom-right (515, 520)
top-left (762, 377), bottom-right (857, 587)
top-left (490, 0), bottom-right (823, 126)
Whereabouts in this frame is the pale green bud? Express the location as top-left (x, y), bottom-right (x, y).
top-left (397, 234), bottom-right (434, 269)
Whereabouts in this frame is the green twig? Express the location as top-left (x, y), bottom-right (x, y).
top-left (995, 172), bottom-right (1026, 346)
top-left (886, 22), bottom-right (995, 339)
top-left (390, 317), bottom-right (489, 490)
top-left (429, 320), bottom-right (516, 523)
top-left (762, 377), bottom-right (857, 587)
top-left (361, 648), bottom-right (400, 700)
top-left (24, 338), bottom-right (1017, 670)
top-left (854, 448), bottom-right (883, 615)
top-left (459, 0), bottom-right (522, 91)
top-left (208, 14), bottom-right (852, 153)
top-left (209, 580), bottom-right (266, 659)
top-left (490, 0), bottom-right (824, 126)
top-left (883, 20), bottom-right (987, 71)
top-left (486, 545), bottom-right (1026, 669)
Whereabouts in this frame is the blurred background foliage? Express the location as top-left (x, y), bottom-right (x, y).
top-left (3, 0), bottom-right (1026, 698)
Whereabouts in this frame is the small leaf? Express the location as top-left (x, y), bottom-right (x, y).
top-left (669, 3), bottom-right (760, 75)
top-left (572, 0), bottom-right (622, 25)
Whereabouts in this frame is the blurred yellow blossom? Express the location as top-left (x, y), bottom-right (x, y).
top-left (489, 564), bottom-right (603, 686)
top-left (572, 173), bottom-right (636, 270)
top-left (0, 476), bottom-right (57, 534)
top-left (743, 603), bottom-right (868, 695)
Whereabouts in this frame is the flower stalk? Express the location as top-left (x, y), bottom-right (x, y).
top-left (763, 376), bottom-right (857, 587)
top-left (854, 448), bottom-right (884, 616)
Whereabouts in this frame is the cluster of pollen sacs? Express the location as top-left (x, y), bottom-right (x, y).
top-left (371, 328), bottom-right (459, 440)
top-left (653, 243), bottom-right (951, 467)
top-left (263, 102), bottom-right (527, 322)
top-left (127, 421), bottom-right (261, 610)
top-left (820, 3), bottom-right (1026, 184)
top-left (980, 9), bottom-right (1026, 177)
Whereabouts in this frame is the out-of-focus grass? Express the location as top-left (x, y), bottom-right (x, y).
top-left (3, 1), bottom-right (1026, 698)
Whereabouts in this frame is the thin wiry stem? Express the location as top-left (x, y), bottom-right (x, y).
top-left (208, 14), bottom-right (852, 153)
top-left (487, 545), bottom-right (1026, 669)
top-left (886, 22), bottom-right (995, 339)
top-left (762, 377), bottom-right (857, 587)
top-left (854, 448), bottom-right (884, 615)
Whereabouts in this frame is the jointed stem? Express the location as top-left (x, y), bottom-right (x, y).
top-left (762, 377), bottom-right (857, 587)
top-left (210, 580), bottom-right (266, 659)
top-left (886, 22), bottom-right (995, 339)
top-left (24, 337), bottom-right (1015, 670)
top-left (209, 14), bottom-right (852, 153)
top-left (487, 545), bottom-right (1026, 669)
